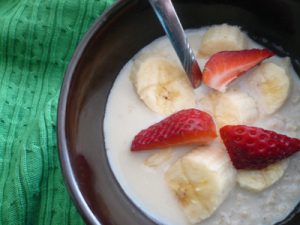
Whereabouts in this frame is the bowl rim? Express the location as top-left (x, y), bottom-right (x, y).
top-left (57, 1), bottom-right (134, 224)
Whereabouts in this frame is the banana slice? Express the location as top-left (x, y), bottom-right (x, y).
top-left (237, 160), bottom-right (288, 192)
top-left (198, 24), bottom-right (248, 57)
top-left (131, 56), bottom-right (195, 115)
top-left (165, 146), bottom-right (236, 224)
top-left (249, 62), bottom-right (290, 115)
top-left (197, 92), bottom-right (219, 115)
top-left (214, 91), bottom-right (258, 128)
top-left (144, 148), bottom-right (172, 168)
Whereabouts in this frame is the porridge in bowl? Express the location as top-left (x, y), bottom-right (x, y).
top-left (104, 24), bottom-right (300, 225)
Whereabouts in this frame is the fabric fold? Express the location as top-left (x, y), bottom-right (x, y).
top-left (0, 0), bottom-right (114, 224)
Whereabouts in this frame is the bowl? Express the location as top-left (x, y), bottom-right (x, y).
top-left (57, 0), bottom-right (300, 224)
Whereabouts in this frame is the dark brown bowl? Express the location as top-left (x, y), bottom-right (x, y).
top-left (58, 0), bottom-right (300, 224)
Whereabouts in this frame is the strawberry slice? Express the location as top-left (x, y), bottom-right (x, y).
top-left (220, 125), bottom-right (300, 169)
top-left (203, 48), bottom-right (274, 92)
top-left (131, 109), bottom-right (217, 151)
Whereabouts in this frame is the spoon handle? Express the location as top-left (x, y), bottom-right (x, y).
top-left (148, 0), bottom-right (202, 88)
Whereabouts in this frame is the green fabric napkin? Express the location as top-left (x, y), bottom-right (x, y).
top-left (0, 0), bottom-right (114, 224)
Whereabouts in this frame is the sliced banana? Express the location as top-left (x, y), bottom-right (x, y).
top-left (198, 24), bottom-right (248, 57)
top-left (237, 160), bottom-right (289, 192)
top-left (165, 146), bottom-right (236, 224)
top-left (144, 148), bottom-right (172, 168)
top-left (197, 91), bottom-right (219, 115)
top-left (131, 56), bottom-right (195, 115)
top-left (214, 91), bottom-right (258, 128)
top-left (248, 62), bottom-right (290, 115)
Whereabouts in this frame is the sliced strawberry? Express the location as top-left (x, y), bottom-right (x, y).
top-left (220, 125), bottom-right (300, 169)
top-left (131, 109), bottom-right (217, 151)
top-left (203, 48), bottom-right (274, 92)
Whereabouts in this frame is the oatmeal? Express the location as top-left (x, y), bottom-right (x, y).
top-left (104, 25), bottom-right (300, 225)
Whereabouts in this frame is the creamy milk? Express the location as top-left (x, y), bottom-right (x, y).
top-left (104, 27), bottom-right (300, 225)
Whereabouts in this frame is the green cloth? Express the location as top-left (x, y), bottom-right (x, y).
top-left (0, 0), bottom-right (114, 224)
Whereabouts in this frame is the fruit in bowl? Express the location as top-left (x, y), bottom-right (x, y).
top-left (104, 24), bottom-right (300, 225)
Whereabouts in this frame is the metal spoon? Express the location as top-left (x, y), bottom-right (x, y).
top-left (148, 0), bottom-right (202, 88)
